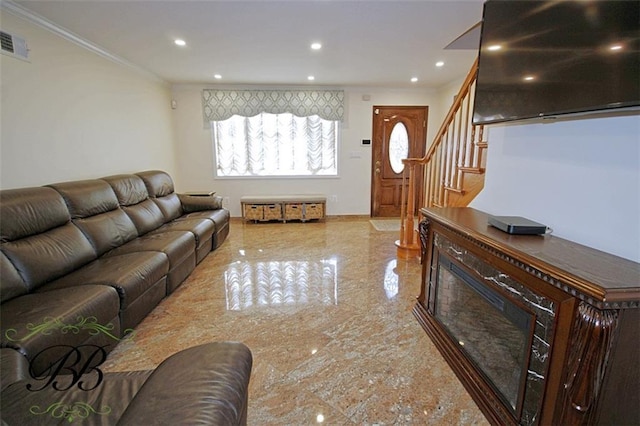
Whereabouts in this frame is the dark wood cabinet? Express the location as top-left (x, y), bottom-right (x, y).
top-left (413, 207), bottom-right (639, 425)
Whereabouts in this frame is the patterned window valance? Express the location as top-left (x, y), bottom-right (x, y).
top-left (202, 89), bottom-right (345, 123)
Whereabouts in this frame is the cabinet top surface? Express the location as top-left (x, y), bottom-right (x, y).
top-left (421, 207), bottom-right (640, 304)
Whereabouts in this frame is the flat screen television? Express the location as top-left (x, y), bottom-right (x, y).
top-left (472, 0), bottom-right (640, 125)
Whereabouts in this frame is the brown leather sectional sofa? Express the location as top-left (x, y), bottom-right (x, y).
top-left (0, 170), bottom-right (252, 424)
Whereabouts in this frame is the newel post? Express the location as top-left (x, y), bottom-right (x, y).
top-left (396, 159), bottom-right (421, 260)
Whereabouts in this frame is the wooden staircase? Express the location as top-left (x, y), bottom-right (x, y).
top-left (396, 58), bottom-right (488, 259)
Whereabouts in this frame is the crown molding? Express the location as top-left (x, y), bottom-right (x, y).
top-left (1, 0), bottom-right (167, 84)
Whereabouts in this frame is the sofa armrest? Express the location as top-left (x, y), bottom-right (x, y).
top-left (178, 193), bottom-right (223, 213)
top-left (0, 349), bottom-right (30, 392)
top-left (117, 342), bottom-right (252, 426)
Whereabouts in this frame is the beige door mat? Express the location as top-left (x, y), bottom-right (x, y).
top-left (369, 219), bottom-right (420, 232)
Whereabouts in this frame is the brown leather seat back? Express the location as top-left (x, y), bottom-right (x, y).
top-left (102, 174), bottom-right (165, 235)
top-left (0, 187), bottom-right (96, 292)
top-left (0, 252), bottom-right (28, 303)
top-left (48, 179), bottom-right (139, 256)
top-left (136, 170), bottom-right (183, 222)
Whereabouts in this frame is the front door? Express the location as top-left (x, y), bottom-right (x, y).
top-left (371, 106), bottom-right (428, 217)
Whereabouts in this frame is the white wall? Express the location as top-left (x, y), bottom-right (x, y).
top-left (0, 12), bottom-right (177, 189)
top-left (434, 77), bottom-right (465, 125)
top-left (171, 84), bottom-right (446, 217)
top-left (471, 113), bottom-right (640, 262)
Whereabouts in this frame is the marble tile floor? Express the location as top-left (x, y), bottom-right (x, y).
top-left (102, 217), bottom-right (488, 425)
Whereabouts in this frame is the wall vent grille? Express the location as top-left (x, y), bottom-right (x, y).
top-left (0, 30), bottom-right (29, 61)
top-left (1, 31), bottom-right (14, 52)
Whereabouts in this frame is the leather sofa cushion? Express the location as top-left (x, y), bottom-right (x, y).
top-left (152, 192), bottom-right (183, 222)
top-left (0, 187), bottom-right (70, 242)
top-left (106, 231), bottom-right (195, 269)
top-left (72, 210), bottom-right (139, 256)
top-left (1, 223), bottom-right (97, 291)
top-left (0, 251), bottom-right (28, 303)
top-left (136, 171), bottom-right (183, 221)
top-left (123, 199), bottom-right (165, 236)
top-left (42, 252), bottom-right (169, 311)
top-left (136, 170), bottom-right (174, 198)
top-left (101, 174), bottom-right (149, 206)
top-left (47, 179), bottom-right (120, 219)
top-left (182, 208), bottom-right (230, 230)
top-left (1, 369), bottom-right (152, 425)
top-left (102, 175), bottom-right (165, 235)
top-left (150, 219), bottom-right (214, 250)
top-left (118, 342), bottom-right (252, 425)
top-left (0, 285), bottom-right (121, 375)
top-left (0, 186), bottom-right (98, 297)
top-left (180, 209), bottom-right (230, 250)
top-left (48, 180), bottom-right (140, 256)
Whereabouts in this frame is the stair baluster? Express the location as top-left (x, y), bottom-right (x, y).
top-left (396, 58), bottom-right (488, 259)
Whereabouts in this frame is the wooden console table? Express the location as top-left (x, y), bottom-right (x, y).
top-left (414, 207), bottom-right (639, 425)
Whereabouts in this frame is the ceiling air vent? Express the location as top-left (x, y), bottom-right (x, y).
top-left (0, 30), bottom-right (29, 61)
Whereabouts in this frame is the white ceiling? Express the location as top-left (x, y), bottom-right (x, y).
top-left (12, 0), bottom-right (485, 88)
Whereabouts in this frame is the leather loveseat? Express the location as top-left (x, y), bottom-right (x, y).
top-left (0, 170), bottom-right (231, 386)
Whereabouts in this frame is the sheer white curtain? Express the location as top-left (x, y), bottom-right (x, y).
top-left (212, 112), bottom-right (338, 177)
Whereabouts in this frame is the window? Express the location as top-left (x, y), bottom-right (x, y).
top-left (212, 112), bottom-right (339, 177)
top-left (388, 122), bottom-right (409, 174)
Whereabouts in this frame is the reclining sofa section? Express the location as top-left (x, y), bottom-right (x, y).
top-left (0, 170), bottom-right (229, 375)
top-left (1, 341), bottom-right (253, 425)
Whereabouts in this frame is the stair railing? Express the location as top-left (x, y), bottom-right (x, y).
top-left (396, 58), bottom-right (486, 259)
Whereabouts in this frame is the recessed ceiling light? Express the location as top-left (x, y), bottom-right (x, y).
top-left (311, 42), bottom-right (322, 50)
top-left (435, 61), bottom-right (444, 67)
top-left (411, 77), bottom-right (418, 83)
top-left (308, 75), bottom-right (315, 81)
top-left (488, 44), bottom-right (501, 51)
top-left (174, 39), bottom-right (186, 47)
top-left (609, 44), bottom-right (623, 51)
top-left (524, 75), bottom-right (535, 81)
top-left (214, 74), bottom-right (222, 79)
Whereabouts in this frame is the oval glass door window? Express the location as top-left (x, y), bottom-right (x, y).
top-left (389, 122), bottom-right (409, 174)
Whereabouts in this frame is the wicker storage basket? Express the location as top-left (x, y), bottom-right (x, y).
top-left (243, 204), bottom-right (264, 221)
top-left (263, 204), bottom-right (283, 221)
top-left (304, 203), bottom-right (324, 220)
top-left (284, 203), bottom-right (304, 220)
